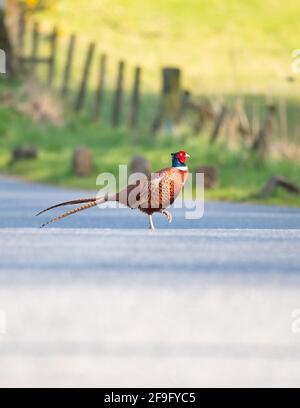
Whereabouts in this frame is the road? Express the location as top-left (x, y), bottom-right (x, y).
top-left (0, 175), bottom-right (300, 387)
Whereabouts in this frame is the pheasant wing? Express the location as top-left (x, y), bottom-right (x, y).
top-left (138, 169), bottom-right (175, 211)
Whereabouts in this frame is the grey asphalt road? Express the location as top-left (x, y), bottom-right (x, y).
top-left (1, 175), bottom-right (300, 387)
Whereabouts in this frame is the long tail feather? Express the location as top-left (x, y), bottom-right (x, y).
top-left (36, 197), bottom-right (96, 217)
top-left (40, 200), bottom-right (100, 228)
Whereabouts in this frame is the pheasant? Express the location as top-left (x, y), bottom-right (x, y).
top-left (37, 150), bottom-right (190, 230)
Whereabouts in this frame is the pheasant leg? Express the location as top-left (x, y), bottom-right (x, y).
top-left (160, 209), bottom-right (173, 224)
top-left (148, 214), bottom-right (155, 230)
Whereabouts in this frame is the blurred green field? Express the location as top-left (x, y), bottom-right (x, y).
top-left (27, 0), bottom-right (300, 142)
top-left (33, 0), bottom-right (300, 94)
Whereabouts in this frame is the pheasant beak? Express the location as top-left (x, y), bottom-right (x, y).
top-left (186, 153), bottom-right (190, 158)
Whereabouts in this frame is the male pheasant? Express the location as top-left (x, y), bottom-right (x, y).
top-left (37, 150), bottom-right (190, 230)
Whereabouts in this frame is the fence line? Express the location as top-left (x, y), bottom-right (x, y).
top-left (14, 18), bottom-right (299, 149)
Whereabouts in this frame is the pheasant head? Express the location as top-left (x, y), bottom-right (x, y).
top-left (171, 150), bottom-right (190, 170)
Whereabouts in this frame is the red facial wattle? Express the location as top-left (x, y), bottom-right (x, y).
top-left (177, 150), bottom-right (187, 163)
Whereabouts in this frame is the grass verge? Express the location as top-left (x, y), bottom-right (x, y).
top-left (1, 80), bottom-right (300, 207)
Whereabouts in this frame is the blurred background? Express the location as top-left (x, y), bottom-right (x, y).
top-left (2, 1), bottom-right (300, 389)
top-left (1, 0), bottom-right (300, 204)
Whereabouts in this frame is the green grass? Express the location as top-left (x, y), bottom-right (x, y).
top-left (23, 0), bottom-right (300, 142)
top-left (32, 0), bottom-right (300, 94)
top-left (1, 80), bottom-right (300, 207)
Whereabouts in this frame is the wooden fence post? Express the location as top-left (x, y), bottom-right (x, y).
top-left (128, 66), bottom-right (141, 128)
top-left (93, 53), bottom-right (107, 120)
top-left (0, 2), bottom-right (16, 75)
top-left (48, 26), bottom-right (58, 87)
top-left (250, 98), bottom-right (259, 141)
top-left (152, 67), bottom-right (181, 132)
top-left (61, 34), bottom-right (76, 96)
top-left (162, 67), bottom-right (181, 126)
top-left (112, 60), bottom-right (125, 127)
top-left (17, 3), bottom-right (26, 65)
top-left (74, 42), bottom-right (95, 112)
top-left (210, 105), bottom-right (227, 143)
top-left (279, 97), bottom-right (288, 140)
top-left (31, 22), bottom-right (40, 73)
top-left (251, 104), bottom-right (276, 157)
